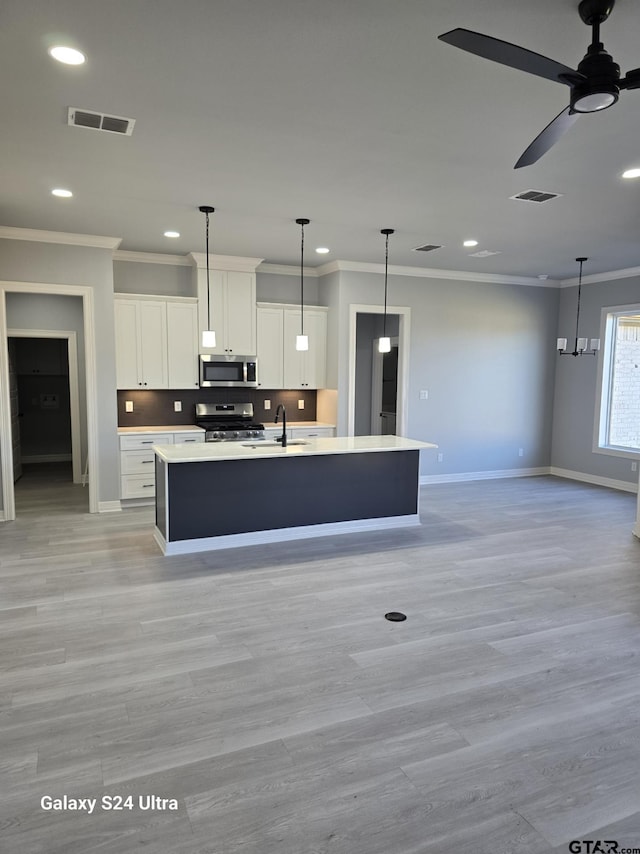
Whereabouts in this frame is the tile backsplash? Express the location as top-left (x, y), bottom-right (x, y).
top-left (116, 388), bottom-right (318, 427)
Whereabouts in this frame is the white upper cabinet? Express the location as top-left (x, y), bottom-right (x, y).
top-left (167, 301), bottom-right (199, 389)
top-left (115, 298), bottom-right (168, 389)
top-left (114, 295), bottom-right (198, 390)
top-left (256, 305), bottom-right (284, 388)
top-left (257, 303), bottom-right (328, 390)
top-left (191, 254), bottom-right (263, 356)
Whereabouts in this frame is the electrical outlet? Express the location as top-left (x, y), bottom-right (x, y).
top-left (174, 401), bottom-right (182, 412)
top-left (632, 461), bottom-right (638, 472)
top-left (419, 390), bottom-right (428, 400)
top-left (298, 399), bottom-right (305, 410)
top-left (518, 448), bottom-right (524, 457)
top-left (437, 452), bottom-right (444, 463)
top-left (125, 400), bottom-right (134, 413)
top-left (264, 399), bottom-right (271, 410)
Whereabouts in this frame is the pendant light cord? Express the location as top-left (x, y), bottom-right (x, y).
top-left (574, 256), bottom-right (586, 347)
top-left (300, 221), bottom-right (305, 337)
top-left (199, 205), bottom-right (215, 334)
top-left (383, 231), bottom-right (389, 339)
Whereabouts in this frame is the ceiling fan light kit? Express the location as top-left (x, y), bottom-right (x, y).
top-left (438, 0), bottom-right (640, 168)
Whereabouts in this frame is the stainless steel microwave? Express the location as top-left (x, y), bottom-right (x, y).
top-left (199, 354), bottom-right (258, 388)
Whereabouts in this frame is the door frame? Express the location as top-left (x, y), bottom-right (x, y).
top-left (8, 329), bottom-right (82, 484)
top-left (0, 282), bottom-right (99, 520)
top-left (370, 336), bottom-right (399, 435)
top-left (347, 304), bottom-right (410, 437)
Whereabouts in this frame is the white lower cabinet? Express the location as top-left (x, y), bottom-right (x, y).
top-left (262, 425), bottom-right (335, 441)
top-left (119, 430), bottom-right (204, 500)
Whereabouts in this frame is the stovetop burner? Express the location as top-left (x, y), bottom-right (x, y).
top-left (195, 402), bottom-right (265, 442)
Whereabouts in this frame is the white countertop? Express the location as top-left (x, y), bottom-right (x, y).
top-left (118, 425), bottom-right (205, 434)
top-left (154, 434), bottom-right (437, 463)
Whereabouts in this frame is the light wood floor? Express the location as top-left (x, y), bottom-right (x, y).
top-left (2, 466), bottom-right (640, 853)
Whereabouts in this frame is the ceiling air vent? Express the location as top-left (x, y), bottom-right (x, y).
top-left (469, 249), bottom-right (501, 258)
top-left (68, 107), bottom-right (136, 136)
top-left (412, 243), bottom-right (442, 253)
top-left (510, 189), bottom-right (562, 203)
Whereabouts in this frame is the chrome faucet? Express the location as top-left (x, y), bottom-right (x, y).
top-left (274, 404), bottom-right (287, 447)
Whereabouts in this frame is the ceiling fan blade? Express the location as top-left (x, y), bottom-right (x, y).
top-left (438, 28), bottom-right (581, 84)
top-left (620, 68), bottom-right (640, 89)
top-left (515, 106), bottom-right (579, 168)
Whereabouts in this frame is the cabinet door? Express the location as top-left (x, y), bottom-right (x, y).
top-left (225, 271), bottom-right (256, 354)
top-left (167, 302), bottom-right (199, 389)
top-left (138, 301), bottom-right (168, 388)
top-left (114, 300), bottom-right (141, 389)
top-left (282, 310), bottom-right (305, 389)
top-left (257, 307), bottom-right (284, 388)
top-left (303, 310), bottom-right (327, 389)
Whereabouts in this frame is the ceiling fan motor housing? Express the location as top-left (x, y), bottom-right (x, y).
top-left (571, 45), bottom-right (620, 112)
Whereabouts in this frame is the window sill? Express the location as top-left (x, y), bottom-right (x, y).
top-left (593, 445), bottom-right (640, 460)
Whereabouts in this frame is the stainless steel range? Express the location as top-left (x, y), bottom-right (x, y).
top-left (195, 402), bottom-right (265, 442)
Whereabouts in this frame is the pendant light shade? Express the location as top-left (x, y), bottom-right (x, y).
top-left (199, 205), bottom-right (216, 349)
top-left (557, 257), bottom-right (600, 357)
top-left (378, 228), bottom-right (395, 354)
top-left (295, 218), bottom-right (310, 351)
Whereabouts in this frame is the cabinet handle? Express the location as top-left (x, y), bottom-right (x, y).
top-left (141, 460), bottom-right (153, 463)
top-left (142, 484), bottom-right (154, 488)
top-left (141, 440), bottom-right (154, 444)
top-left (183, 439), bottom-right (196, 442)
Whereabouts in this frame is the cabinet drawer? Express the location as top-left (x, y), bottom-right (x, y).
top-left (119, 433), bottom-right (174, 451)
top-left (121, 474), bottom-right (156, 499)
top-left (120, 450), bottom-right (156, 474)
top-left (290, 427), bottom-right (335, 439)
top-left (173, 432), bottom-right (205, 444)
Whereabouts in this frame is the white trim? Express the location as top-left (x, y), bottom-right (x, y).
top-left (0, 281), bottom-right (100, 520)
top-left (560, 266), bottom-right (640, 287)
top-left (98, 500), bottom-right (123, 513)
top-left (550, 466), bottom-right (638, 493)
top-left (347, 304), bottom-right (410, 438)
top-left (258, 263), bottom-right (320, 278)
top-left (8, 328), bottom-right (82, 484)
top-left (0, 226), bottom-right (121, 249)
top-left (316, 259), bottom-right (554, 287)
top-left (114, 250), bottom-right (191, 266)
top-left (421, 467), bottom-right (550, 485)
top-left (188, 252), bottom-right (263, 272)
top-left (113, 292), bottom-right (197, 304)
top-left (155, 514), bottom-right (421, 555)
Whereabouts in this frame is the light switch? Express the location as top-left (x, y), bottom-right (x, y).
top-left (298, 399), bottom-right (305, 410)
top-left (174, 401), bottom-right (182, 412)
top-left (125, 400), bottom-right (134, 413)
top-left (264, 399), bottom-right (271, 410)
top-left (419, 390), bottom-right (428, 400)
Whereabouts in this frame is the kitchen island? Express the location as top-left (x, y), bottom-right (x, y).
top-left (153, 435), bottom-right (436, 554)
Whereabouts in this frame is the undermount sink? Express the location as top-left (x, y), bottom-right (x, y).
top-left (241, 440), bottom-right (309, 448)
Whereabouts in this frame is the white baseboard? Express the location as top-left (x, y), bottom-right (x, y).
top-left (155, 514), bottom-right (421, 555)
top-left (550, 466), bottom-right (638, 494)
top-left (421, 466), bottom-right (550, 485)
top-left (98, 500), bottom-right (122, 513)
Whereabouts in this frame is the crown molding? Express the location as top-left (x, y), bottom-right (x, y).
top-left (0, 226), bottom-right (121, 249)
top-left (315, 258), bottom-right (556, 287)
top-left (257, 262), bottom-right (320, 277)
top-left (189, 252), bottom-right (264, 272)
top-left (114, 250), bottom-right (191, 266)
top-left (559, 265), bottom-right (640, 288)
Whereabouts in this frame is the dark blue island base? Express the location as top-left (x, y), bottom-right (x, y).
top-left (154, 449), bottom-right (421, 555)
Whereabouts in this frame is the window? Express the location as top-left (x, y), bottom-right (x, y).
top-left (597, 307), bottom-right (640, 454)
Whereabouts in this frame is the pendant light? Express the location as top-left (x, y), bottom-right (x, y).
top-left (295, 217), bottom-right (310, 351)
top-left (557, 257), bottom-right (600, 356)
top-left (378, 228), bottom-right (395, 353)
top-left (199, 205), bottom-right (216, 349)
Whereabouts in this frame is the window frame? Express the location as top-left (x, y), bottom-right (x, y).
top-left (593, 303), bottom-right (640, 459)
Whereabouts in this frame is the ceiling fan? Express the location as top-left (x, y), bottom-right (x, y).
top-left (438, 0), bottom-right (640, 168)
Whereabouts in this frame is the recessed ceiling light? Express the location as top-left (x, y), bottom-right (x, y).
top-left (48, 45), bottom-right (86, 65)
top-left (463, 239), bottom-right (478, 247)
top-left (622, 167), bottom-right (640, 179)
top-left (315, 247), bottom-right (330, 254)
top-left (51, 188), bottom-right (73, 198)
top-left (164, 231), bottom-right (180, 238)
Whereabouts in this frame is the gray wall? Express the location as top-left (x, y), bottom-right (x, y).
top-left (256, 271), bottom-right (321, 306)
top-left (325, 269), bottom-right (560, 477)
top-left (0, 239), bottom-right (119, 505)
top-left (551, 272), bottom-right (640, 487)
top-left (113, 260), bottom-right (193, 296)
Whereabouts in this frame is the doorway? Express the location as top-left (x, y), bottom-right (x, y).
top-left (348, 303), bottom-right (410, 437)
top-left (8, 331), bottom-right (83, 485)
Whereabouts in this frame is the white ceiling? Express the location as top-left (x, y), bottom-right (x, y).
top-left (1, 0), bottom-right (640, 281)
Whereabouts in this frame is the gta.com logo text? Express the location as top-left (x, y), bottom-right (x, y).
top-left (569, 843), bottom-right (640, 853)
